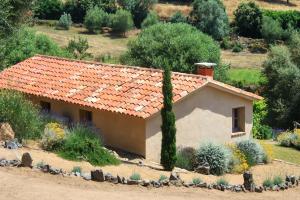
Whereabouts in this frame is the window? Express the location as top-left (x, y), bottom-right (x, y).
top-left (40, 101), bottom-right (51, 113)
top-left (232, 107), bottom-right (245, 133)
top-left (79, 109), bottom-right (93, 123)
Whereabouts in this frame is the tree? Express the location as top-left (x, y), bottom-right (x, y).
top-left (57, 13), bottom-right (73, 30)
top-left (118, 0), bottom-right (157, 28)
top-left (33, 0), bottom-right (63, 20)
top-left (121, 23), bottom-right (220, 74)
top-left (110, 9), bottom-right (134, 35)
top-left (0, 0), bottom-right (33, 36)
top-left (190, 0), bottom-right (229, 40)
top-left (169, 11), bottom-right (187, 24)
top-left (234, 2), bottom-right (263, 38)
top-left (261, 16), bottom-right (284, 43)
top-left (67, 37), bottom-right (91, 59)
top-left (141, 11), bottom-right (159, 29)
top-left (262, 44), bottom-right (300, 128)
top-left (160, 63), bottom-right (177, 171)
top-left (84, 7), bottom-right (108, 33)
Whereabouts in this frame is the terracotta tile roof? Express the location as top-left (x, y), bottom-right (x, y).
top-left (0, 55), bottom-right (261, 118)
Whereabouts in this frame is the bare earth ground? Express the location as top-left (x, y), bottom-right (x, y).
top-left (1, 146), bottom-right (300, 186)
top-left (221, 50), bottom-right (267, 68)
top-left (1, 166), bottom-right (300, 200)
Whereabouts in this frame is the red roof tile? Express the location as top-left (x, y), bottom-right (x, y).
top-left (0, 55), bottom-right (262, 118)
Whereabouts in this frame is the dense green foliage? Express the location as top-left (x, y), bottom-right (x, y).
top-left (57, 13), bottom-right (72, 30)
top-left (234, 2), bottom-right (263, 38)
top-left (110, 9), bottom-right (134, 34)
top-left (175, 147), bottom-right (196, 170)
top-left (84, 7), bottom-right (108, 33)
top-left (66, 37), bottom-right (91, 59)
top-left (130, 173), bottom-right (141, 180)
top-left (252, 100), bottom-right (273, 140)
top-left (0, 28), bottom-right (71, 70)
top-left (160, 64), bottom-right (177, 171)
top-left (141, 11), bottom-right (159, 29)
top-left (0, 90), bottom-right (43, 140)
top-left (190, 0), bottom-right (229, 40)
top-left (263, 38), bottom-right (300, 128)
top-left (118, 0), bottom-right (157, 28)
top-left (236, 140), bottom-right (265, 166)
top-left (261, 16), bottom-right (284, 43)
top-left (196, 142), bottom-right (232, 175)
top-left (64, 0), bottom-right (117, 23)
top-left (33, 0), bottom-right (63, 20)
top-left (58, 125), bottom-right (120, 166)
top-left (0, 0), bottom-right (33, 36)
top-left (277, 131), bottom-right (299, 148)
top-left (263, 10), bottom-right (300, 30)
top-left (121, 23), bottom-right (220, 73)
top-left (169, 11), bottom-right (187, 24)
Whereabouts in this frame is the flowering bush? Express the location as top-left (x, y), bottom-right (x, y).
top-left (236, 140), bottom-right (265, 166)
top-left (277, 132), bottom-right (297, 147)
top-left (259, 141), bottom-right (273, 163)
top-left (227, 144), bottom-right (249, 174)
top-left (41, 122), bottom-right (66, 151)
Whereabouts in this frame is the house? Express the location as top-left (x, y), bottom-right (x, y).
top-left (0, 55), bottom-right (262, 162)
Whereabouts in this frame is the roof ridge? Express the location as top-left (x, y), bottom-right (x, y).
top-left (33, 54), bottom-right (209, 81)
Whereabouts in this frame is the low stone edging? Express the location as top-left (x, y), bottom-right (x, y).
top-left (0, 152), bottom-right (299, 193)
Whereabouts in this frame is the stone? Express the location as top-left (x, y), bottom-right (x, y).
top-left (255, 186), bottom-right (263, 193)
top-left (117, 175), bottom-right (122, 184)
top-left (290, 176), bottom-right (296, 185)
top-left (243, 171), bottom-right (255, 192)
top-left (195, 162), bottom-right (210, 175)
top-left (41, 164), bottom-right (50, 173)
top-left (9, 159), bottom-right (21, 167)
top-left (127, 179), bottom-right (139, 185)
top-left (0, 123), bottom-right (15, 141)
top-left (122, 177), bottom-right (127, 184)
top-left (81, 173), bottom-right (91, 181)
top-left (151, 180), bottom-right (161, 188)
top-left (49, 167), bottom-right (61, 175)
top-left (160, 179), bottom-right (170, 186)
top-left (241, 185), bottom-right (246, 192)
top-left (197, 182), bottom-right (207, 188)
top-left (234, 185), bottom-right (242, 192)
top-left (0, 159), bottom-right (8, 167)
top-left (169, 171), bottom-right (180, 181)
top-left (4, 139), bottom-right (22, 149)
top-left (272, 185), bottom-right (279, 191)
top-left (21, 152), bottom-right (32, 167)
top-left (111, 176), bottom-right (118, 184)
top-left (141, 179), bottom-right (150, 187)
top-left (91, 169), bottom-right (105, 182)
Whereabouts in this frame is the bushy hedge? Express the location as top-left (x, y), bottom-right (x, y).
top-left (169, 11), bottom-right (187, 24)
top-left (121, 23), bottom-right (220, 74)
top-left (58, 125), bottom-right (120, 166)
top-left (141, 11), bottom-right (159, 29)
top-left (277, 131), bottom-right (299, 147)
top-left (175, 147), bottom-right (196, 171)
top-left (261, 16), bottom-right (284, 43)
top-left (0, 90), bottom-right (44, 140)
top-left (110, 9), bottom-right (134, 35)
top-left (84, 7), bottom-right (108, 33)
top-left (196, 142), bottom-right (232, 175)
top-left (263, 10), bottom-right (300, 30)
top-left (56, 13), bottom-right (72, 30)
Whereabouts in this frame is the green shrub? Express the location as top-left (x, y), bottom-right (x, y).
top-left (169, 11), bottom-right (187, 24)
top-left (33, 0), bottom-right (63, 20)
top-left (277, 132), bottom-right (297, 147)
top-left (58, 124), bottom-right (120, 166)
top-left (72, 166), bottom-right (82, 174)
top-left (220, 37), bottom-right (233, 50)
top-left (84, 7), bottom-right (108, 33)
top-left (263, 10), bottom-right (300, 30)
top-left (0, 90), bottom-right (44, 140)
top-left (273, 176), bottom-right (283, 185)
top-left (175, 147), bottom-right (196, 171)
top-left (234, 2), bottom-right (263, 38)
top-left (261, 16), bottom-right (284, 43)
top-left (192, 177), bottom-right (202, 185)
top-left (196, 142), bottom-right (232, 175)
top-left (159, 175), bottom-right (168, 182)
top-left (263, 178), bottom-right (273, 187)
top-left (232, 42), bottom-right (244, 53)
top-left (119, 0), bottom-right (157, 28)
top-left (216, 178), bottom-right (229, 186)
top-left (130, 172), bottom-right (141, 180)
top-left (110, 9), bottom-right (134, 35)
top-left (56, 13), bottom-right (72, 30)
top-left (121, 23), bottom-right (220, 74)
top-left (41, 122), bottom-right (66, 151)
top-left (95, 54), bottom-right (120, 64)
top-left (67, 37), bottom-right (91, 59)
top-left (190, 0), bottom-right (229, 40)
top-left (253, 100), bottom-right (273, 140)
top-left (236, 140), bottom-right (265, 166)
top-left (141, 11), bottom-right (159, 29)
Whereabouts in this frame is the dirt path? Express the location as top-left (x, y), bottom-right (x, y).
top-left (1, 167), bottom-right (300, 200)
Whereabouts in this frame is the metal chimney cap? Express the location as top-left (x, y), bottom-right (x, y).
top-left (194, 62), bottom-right (217, 68)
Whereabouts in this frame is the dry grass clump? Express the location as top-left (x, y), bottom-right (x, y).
top-left (153, 3), bottom-right (191, 19)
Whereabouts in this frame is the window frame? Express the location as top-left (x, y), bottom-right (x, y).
top-left (79, 109), bottom-right (93, 124)
top-left (232, 107), bottom-right (245, 134)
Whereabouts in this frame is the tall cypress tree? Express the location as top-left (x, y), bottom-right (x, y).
top-left (160, 64), bottom-right (177, 170)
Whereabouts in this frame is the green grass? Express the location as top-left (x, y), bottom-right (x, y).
top-left (228, 68), bottom-right (264, 86)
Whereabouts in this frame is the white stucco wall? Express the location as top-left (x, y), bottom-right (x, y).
top-left (145, 86), bottom-right (253, 162)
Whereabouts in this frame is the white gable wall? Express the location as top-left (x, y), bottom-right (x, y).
top-left (145, 86), bottom-right (253, 162)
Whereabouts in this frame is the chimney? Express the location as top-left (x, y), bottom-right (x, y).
top-left (195, 62), bottom-right (216, 79)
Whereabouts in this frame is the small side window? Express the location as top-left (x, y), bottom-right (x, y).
top-left (79, 109), bottom-right (93, 124)
top-left (40, 101), bottom-right (51, 113)
top-left (232, 107), bottom-right (245, 133)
